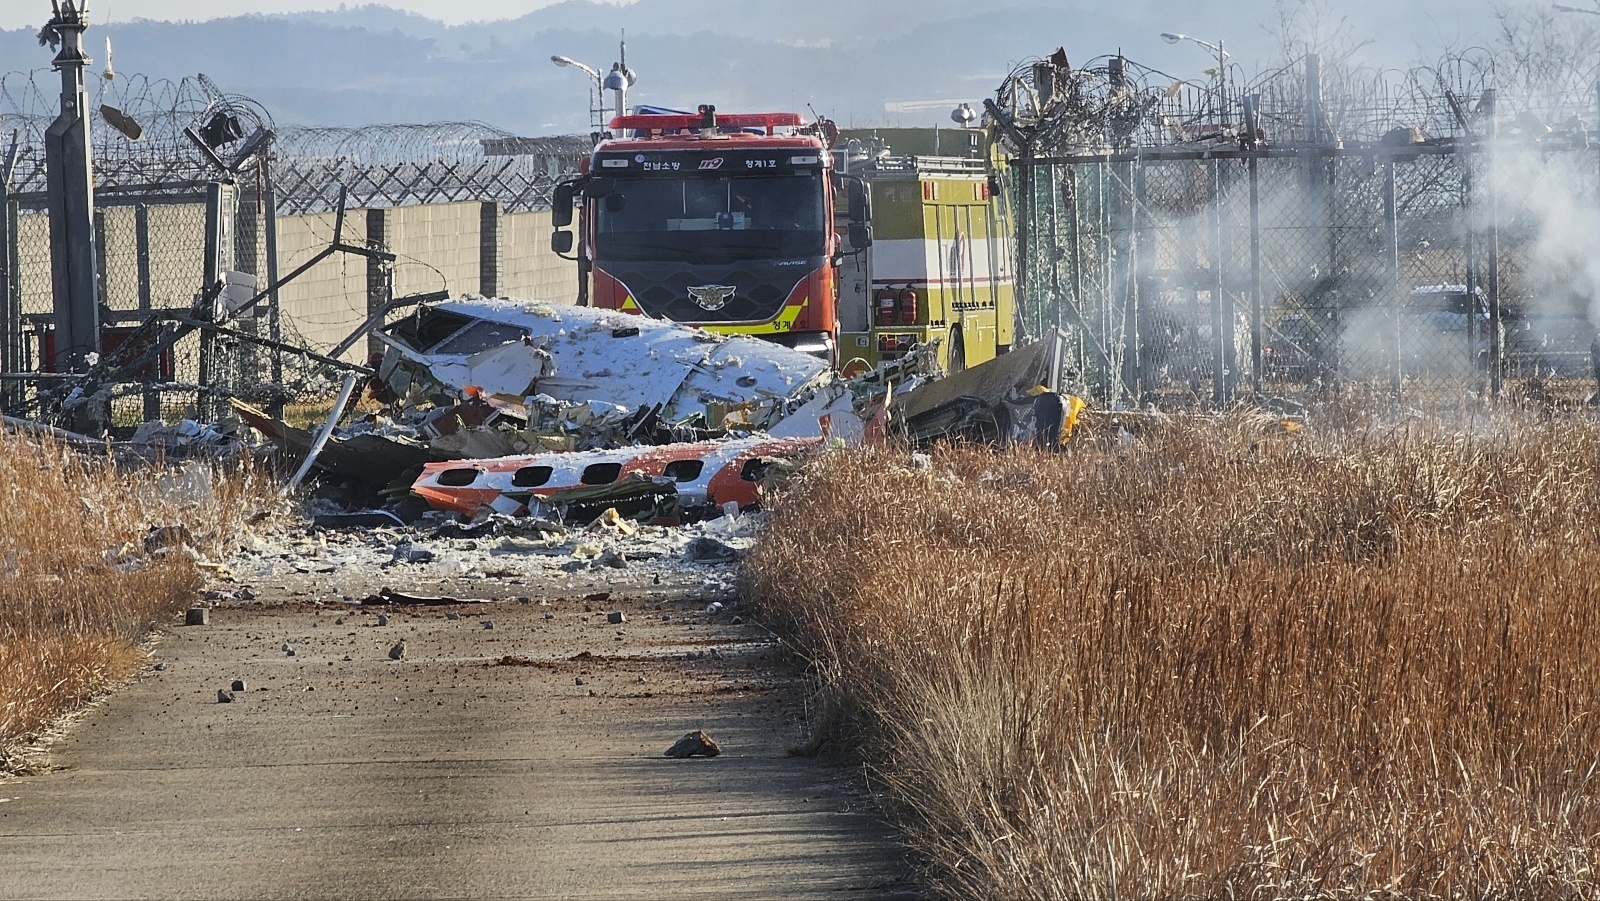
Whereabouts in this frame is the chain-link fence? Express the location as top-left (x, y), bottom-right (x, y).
top-left (998, 50), bottom-right (1600, 411)
top-left (1, 69), bottom-right (588, 427)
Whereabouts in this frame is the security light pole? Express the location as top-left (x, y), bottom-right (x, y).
top-left (602, 34), bottom-right (638, 123)
top-left (43, 1), bottom-right (101, 377)
top-left (1161, 32), bottom-right (1230, 128)
top-left (551, 55), bottom-right (604, 133)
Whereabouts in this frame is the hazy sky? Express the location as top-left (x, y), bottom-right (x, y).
top-left (0, 0), bottom-right (1546, 64)
top-left (0, 0), bottom-right (1541, 40)
top-left (0, 0), bottom-right (600, 29)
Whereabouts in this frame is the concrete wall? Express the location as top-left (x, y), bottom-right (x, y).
top-left (501, 210), bottom-right (577, 300)
top-left (385, 202), bottom-right (481, 299)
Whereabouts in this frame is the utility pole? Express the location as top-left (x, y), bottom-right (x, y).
top-left (42, 1), bottom-right (101, 378)
top-left (602, 33), bottom-right (638, 124)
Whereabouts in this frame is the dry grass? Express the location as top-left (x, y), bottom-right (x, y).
top-left (747, 412), bottom-right (1600, 899)
top-left (0, 434), bottom-right (276, 766)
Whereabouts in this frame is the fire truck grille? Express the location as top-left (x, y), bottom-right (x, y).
top-left (604, 262), bottom-right (806, 324)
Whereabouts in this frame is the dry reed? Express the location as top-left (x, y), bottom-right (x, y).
top-left (747, 413), bottom-right (1600, 899)
top-left (0, 433), bottom-right (275, 764)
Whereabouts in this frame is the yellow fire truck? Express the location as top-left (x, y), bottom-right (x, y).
top-left (833, 128), bottom-right (1017, 375)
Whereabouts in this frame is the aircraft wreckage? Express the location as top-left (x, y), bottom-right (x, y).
top-left (374, 298), bottom-right (839, 432)
top-left (231, 296), bottom-right (1065, 523)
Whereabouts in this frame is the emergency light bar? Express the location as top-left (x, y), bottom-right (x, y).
top-left (609, 112), bottom-right (807, 135)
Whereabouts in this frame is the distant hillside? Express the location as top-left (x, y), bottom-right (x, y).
top-left (0, 0), bottom-right (1505, 134)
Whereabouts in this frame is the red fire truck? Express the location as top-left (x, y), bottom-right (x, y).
top-left (550, 106), bottom-right (869, 363)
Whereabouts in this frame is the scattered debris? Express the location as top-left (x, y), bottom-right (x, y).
top-left (388, 639), bottom-right (407, 661)
top-left (389, 542), bottom-right (437, 566)
top-left (685, 537), bottom-right (739, 565)
top-left (232, 400), bottom-right (429, 489)
top-left (664, 730), bottom-right (722, 758)
top-left (217, 689), bottom-right (235, 704)
top-left (493, 655), bottom-right (553, 668)
top-left (129, 419), bottom-right (236, 451)
top-left (313, 511), bottom-right (407, 529)
top-left (893, 331), bottom-right (1065, 445)
top-left (144, 524), bottom-right (194, 554)
top-left (184, 607), bottom-right (209, 626)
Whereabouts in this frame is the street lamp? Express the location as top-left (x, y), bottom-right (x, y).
top-left (1161, 32), bottom-right (1231, 128)
top-left (551, 54), bottom-right (604, 132)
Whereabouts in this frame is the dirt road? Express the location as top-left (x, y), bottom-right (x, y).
top-left (0, 534), bottom-right (921, 900)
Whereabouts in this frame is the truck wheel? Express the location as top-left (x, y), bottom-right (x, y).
top-left (947, 327), bottom-right (967, 375)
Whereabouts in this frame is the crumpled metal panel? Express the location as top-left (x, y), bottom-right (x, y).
top-left (377, 298), bottom-right (834, 429)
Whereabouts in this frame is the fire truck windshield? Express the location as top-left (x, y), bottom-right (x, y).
top-left (595, 173), bottom-right (825, 262)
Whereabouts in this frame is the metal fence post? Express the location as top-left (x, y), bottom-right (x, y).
top-left (92, 208), bottom-right (107, 326)
top-left (1485, 90), bottom-right (1502, 401)
top-left (1463, 142), bottom-right (1480, 400)
top-left (1246, 96), bottom-right (1263, 396)
top-left (1385, 160), bottom-right (1402, 397)
top-left (1325, 156), bottom-right (1341, 386)
top-left (134, 203), bottom-right (159, 421)
top-left (366, 207), bottom-right (391, 360)
top-left (0, 197), bottom-right (18, 414)
top-left (262, 157), bottom-right (284, 415)
top-left (1047, 163), bottom-right (1062, 349)
top-left (1122, 161), bottom-right (1142, 402)
top-left (1015, 153), bottom-right (1035, 344)
top-left (1067, 165), bottom-right (1083, 342)
top-left (1212, 158), bottom-right (1228, 407)
top-left (479, 200), bottom-right (500, 298)
top-left (198, 181), bottom-right (236, 422)
top-left (1100, 166), bottom-right (1114, 393)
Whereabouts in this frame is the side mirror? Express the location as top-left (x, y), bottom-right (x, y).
top-left (848, 222), bottom-right (872, 250)
top-left (847, 179), bottom-right (870, 223)
top-left (605, 193), bottom-right (628, 213)
top-left (552, 183), bottom-right (575, 228)
top-left (551, 230), bottom-right (574, 254)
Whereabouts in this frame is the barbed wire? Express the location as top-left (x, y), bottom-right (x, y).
top-left (1, 69), bottom-right (589, 211)
top-left (991, 47), bottom-right (1600, 155)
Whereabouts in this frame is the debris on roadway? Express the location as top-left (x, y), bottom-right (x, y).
top-left (664, 730), bottom-right (723, 759)
top-left (14, 291), bottom-right (1069, 578)
top-left (223, 296), bottom-right (1062, 534)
